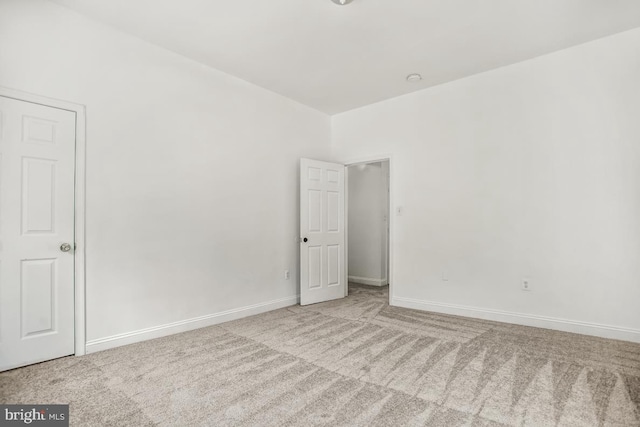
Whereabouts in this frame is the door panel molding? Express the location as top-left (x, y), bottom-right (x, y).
top-left (0, 86), bottom-right (87, 357)
top-left (300, 158), bottom-right (346, 305)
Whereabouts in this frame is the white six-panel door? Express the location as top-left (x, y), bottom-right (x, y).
top-left (300, 159), bottom-right (345, 305)
top-left (0, 96), bottom-right (76, 371)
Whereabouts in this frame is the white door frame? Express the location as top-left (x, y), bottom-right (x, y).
top-left (343, 155), bottom-right (394, 304)
top-left (0, 86), bottom-right (87, 357)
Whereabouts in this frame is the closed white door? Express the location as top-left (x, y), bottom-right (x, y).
top-left (300, 158), bottom-right (345, 305)
top-left (0, 96), bottom-right (76, 371)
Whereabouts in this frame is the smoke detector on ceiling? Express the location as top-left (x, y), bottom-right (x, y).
top-left (406, 73), bottom-right (423, 83)
top-left (331, 0), bottom-right (355, 5)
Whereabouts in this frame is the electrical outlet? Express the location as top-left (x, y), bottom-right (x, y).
top-left (284, 270), bottom-right (290, 280)
top-left (522, 279), bottom-right (531, 291)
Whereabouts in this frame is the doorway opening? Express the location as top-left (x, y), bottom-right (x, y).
top-left (346, 159), bottom-right (390, 301)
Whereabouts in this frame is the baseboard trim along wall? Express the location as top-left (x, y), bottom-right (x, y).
top-left (85, 295), bottom-right (299, 354)
top-left (348, 275), bottom-right (388, 287)
top-left (392, 296), bottom-right (640, 344)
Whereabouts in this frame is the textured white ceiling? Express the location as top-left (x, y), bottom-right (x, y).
top-left (51, 0), bottom-right (640, 114)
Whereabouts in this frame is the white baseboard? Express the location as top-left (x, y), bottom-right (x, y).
top-left (392, 296), bottom-right (640, 344)
top-left (85, 295), bottom-right (299, 354)
top-left (348, 275), bottom-right (388, 287)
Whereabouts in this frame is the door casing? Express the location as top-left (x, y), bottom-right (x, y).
top-left (0, 86), bottom-right (87, 357)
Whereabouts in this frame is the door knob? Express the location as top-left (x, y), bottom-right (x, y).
top-left (303, 238), bottom-right (308, 243)
top-left (60, 243), bottom-right (72, 252)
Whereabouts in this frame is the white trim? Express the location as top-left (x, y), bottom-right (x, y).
top-left (0, 86), bottom-right (87, 356)
top-left (392, 296), bottom-right (640, 344)
top-left (348, 275), bottom-right (388, 287)
top-left (344, 165), bottom-right (349, 298)
top-left (85, 295), bottom-right (299, 354)
top-left (343, 154), bottom-right (394, 304)
top-left (73, 105), bottom-right (87, 356)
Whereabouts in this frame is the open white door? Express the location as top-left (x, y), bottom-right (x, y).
top-left (0, 96), bottom-right (76, 371)
top-left (300, 158), bottom-right (346, 305)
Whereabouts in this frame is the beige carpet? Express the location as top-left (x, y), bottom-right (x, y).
top-left (1, 284), bottom-right (639, 426)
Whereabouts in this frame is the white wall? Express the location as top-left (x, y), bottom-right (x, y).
top-left (347, 162), bottom-right (389, 286)
top-left (3, 0), bottom-right (639, 348)
top-left (0, 0), bottom-right (331, 350)
top-left (333, 28), bottom-right (640, 342)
